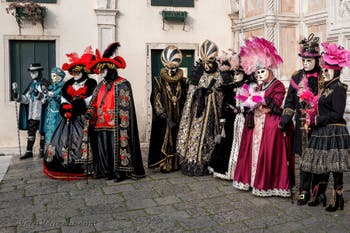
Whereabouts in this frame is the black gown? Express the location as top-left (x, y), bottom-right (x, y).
top-left (148, 68), bottom-right (188, 172)
top-left (209, 72), bottom-right (236, 177)
top-left (44, 76), bottom-right (97, 180)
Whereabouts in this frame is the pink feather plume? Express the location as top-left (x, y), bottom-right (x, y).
top-left (240, 37), bottom-right (283, 75)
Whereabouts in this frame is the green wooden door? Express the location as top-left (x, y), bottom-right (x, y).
top-left (9, 40), bottom-right (56, 99)
top-left (151, 49), bottom-right (194, 79)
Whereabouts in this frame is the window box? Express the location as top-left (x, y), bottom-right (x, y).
top-left (162, 10), bottom-right (187, 22)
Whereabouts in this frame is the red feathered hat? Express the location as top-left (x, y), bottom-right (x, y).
top-left (88, 42), bottom-right (126, 74)
top-left (62, 46), bottom-right (95, 73)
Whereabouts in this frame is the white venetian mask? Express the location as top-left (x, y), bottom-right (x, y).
top-left (302, 58), bottom-right (316, 71)
top-left (233, 71), bottom-right (244, 83)
top-left (322, 68), bottom-right (335, 82)
top-left (30, 71), bottom-right (39, 80)
top-left (256, 68), bottom-right (270, 83)
top-left (51, 73), bottom-right (62, 83)
top-left (100, 68), bottom-right (108, 79)
top-left (72, 72), bottom-right (83, 80)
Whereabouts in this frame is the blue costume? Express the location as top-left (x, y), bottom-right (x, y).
top-left (43, 67), bottom-right (65, 145)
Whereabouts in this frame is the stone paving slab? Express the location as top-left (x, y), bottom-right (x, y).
top-left (0, 155), bottom-right (350, 232)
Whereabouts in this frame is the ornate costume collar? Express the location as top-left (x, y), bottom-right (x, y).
top-left (261, 78), bottom-right (276, 91)
top-left (160, 68), bottom-right (184, 83)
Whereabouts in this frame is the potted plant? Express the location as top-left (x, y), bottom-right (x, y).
top-left (6, 1), bottom-right (47, 33)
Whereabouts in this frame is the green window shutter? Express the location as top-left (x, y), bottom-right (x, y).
top-left (151, 0), bottom-right (194, 7)
top-left (151, 0), bottom-right (172, 6)
top-left (9, 40), bottom-right (56, 100)
top-left (172, 0), bottom-right (194, 7)
top-left (7, 0), bottom-right (57, 3)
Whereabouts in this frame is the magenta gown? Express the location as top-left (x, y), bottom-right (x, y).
top-left (232, 79), bottom-right (292, 197)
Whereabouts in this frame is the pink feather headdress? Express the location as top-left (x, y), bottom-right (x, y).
top-left (321, 42), bottom-right (350, 70)
top-left (240, 37), bottom-right (283, 75)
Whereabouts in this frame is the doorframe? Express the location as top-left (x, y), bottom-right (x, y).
top-left (144, 42), bottom-right (198, 144)
top-left (3, 35), bottom-right (60, 105)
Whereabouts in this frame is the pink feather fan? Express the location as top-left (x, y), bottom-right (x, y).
top-left (240, 37), bottom-right (283, 75)
top-left (235, 83), bottom-right (264, 109)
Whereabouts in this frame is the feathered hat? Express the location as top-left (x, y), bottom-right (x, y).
top-left (88, 42), bottom-right (126, 73)
top-left (216, 49), bottom-right (240, 72)
top-left (240, 37), bottom-right (283, 75)
top-left (299, 33), bottom-right (320, 58)
top-left (62, 46), bottom-right (95, 73)
top-left (161, 45), bottom-right (182, 68)
top-left (320, 42), bottom-right (350, 70)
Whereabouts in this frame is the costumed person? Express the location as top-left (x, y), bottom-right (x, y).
top-left (232, 37), bottom-right (293, 197)
top-left (43, 46), bottom-right (97, 180)
top-left (43, 67), bottom-right (65, 146)
top-left (300, 42), bottom-right (350, 211)
top-left (16, 63), bottom-right (49, 159)
top-left (176, 40), bottom-right (223, 176)
top-left (279, 33), bottom-right (321, 205)
top-left (208, 50), bottom-right (238, 179)
top-left (86, 42), bottom-right (146, 181)
top-left (222, 52), bottom-right (257, 180)
top-left (148, 45), bottom-right (188, 173)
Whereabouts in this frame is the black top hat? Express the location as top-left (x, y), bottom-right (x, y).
top-left (28, 63), bottom-right (44, 71)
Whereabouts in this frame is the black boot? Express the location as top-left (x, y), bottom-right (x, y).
top-left (297, 191), bottom-right (310, 206)
top-left (20, 137), bottom-right (35, 160)
top-left (308, 182), bottom-right (328, 207)
top-left (326, 190), bottom-right (344, 212)
top-left (20, 151), bottom-right (33, 160)
top-left (308, 193), bottom-right (327, 207)
top-left (39, 135), bottom-right (45, 158)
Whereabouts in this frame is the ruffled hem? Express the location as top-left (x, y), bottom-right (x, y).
top-left (301, 148), bottom-right (350, 173)
top-left (252, 188), bottom-right (290, 197)
top-left (233, 181), bottom-right (291, 197)
top-left (232, 180), bottom-right (250, 190)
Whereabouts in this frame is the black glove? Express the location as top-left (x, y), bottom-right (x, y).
top-left (71, 98), bottom-right (87, 116)
top-left (33, 89), bottom-right (39, 97)
top-left (279, 114), bottom-right (292, 132)
top-left (265, 96), bottom-right (282, 115)
top-left (160, 112), bottom-right (167, 119)
top-left (85, 111), bottom-right (95, 121)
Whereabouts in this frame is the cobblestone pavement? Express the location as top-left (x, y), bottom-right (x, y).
top-left (0, 153), bottom-right (349, 233)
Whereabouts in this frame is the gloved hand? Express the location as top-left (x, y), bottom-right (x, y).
top-left (33, 89), bottom-right (39, 97)
top-left (160, 112), bottom-right (167, 119)
top-left (85, 111), bottom-right (95, 121)
top-left (47, 91), bottom-right (54, 97)
top-left (279, 114), bottom-right (291, 132)
top-left (64, 112), bottom-right (72, 120)
top-left (60, 103), bottom-right (73, 118)
top-left (265, 96), bottom-right (282, 115)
